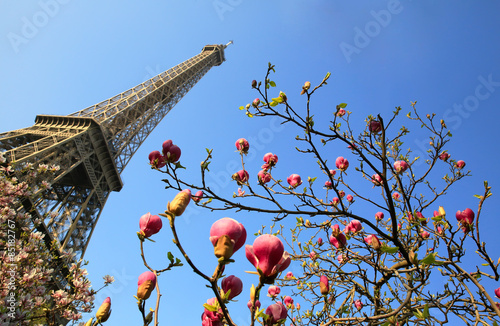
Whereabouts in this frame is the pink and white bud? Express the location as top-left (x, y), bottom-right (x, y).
top-left (137, 272), bottom-right (157, 300)
top-left (263, 153), bottom-right (278, 168)
top-left (345, 220), bottom-right (362, 234)
top-left (329, 233), bottom-right (346, 249)
top-left (265, 303), bottom-right (288, 325)
top-left (287, 174), bottom-right (302, 188)
top-left (284, 271), bottom-right (294, 280)
top-left (364, 234), bottom-right (381, 250)
top-left (267, 285), bottom-right (281, 298)
top-left (284, 296), bottom-right (294, 308)
top-left (148, 151), bottom-right (166, 168)
top-left (495, 287), bottom-right (500, 298)
top-left (337, 109), bottom-right (346, 117)
top-left (319, 275), bottom-right (329, 295)
top-left (252, 98), bottom-right (260, 108)
top-left (346, 194), bottom-right (354, 202)
top-left (245, 234), bottom-right (291, 280)
top-left (354, 299), bottom-right (363, 310)
top-left (232, 170), bottom-right (249, 185)
top-left (335, 157), bottom-right (349, 172)
top-left (235, 138), bottom-right (250, 154)
top-left (210, 218), bottom-right (247, 260)
top-left (258, 170), bottom-right (272, 184)
top-left (438, 152), bottom-right (450, 161)
top-left (162, 140), bottom-right (181, 163)
top-left (221, 275), bottom-right (243, 300)
top-left (192, 190), bottom-right (204, 203)
top-left (394, 160), bottom-right (409, 174)
top-left (392, 192), bottom-right (401, 201)
top-left (139, 213), bottom-right (162, 238)
top-left (455, 160), bottom-right (466, 169)
top-left (375, 212), bottom-right (384, 221)
top-left (420, 229), bottom-right (430, 239)
top-left (371, 174), bottom-right (383, 186)
top-left (369, 120), bottom-right (382, 134)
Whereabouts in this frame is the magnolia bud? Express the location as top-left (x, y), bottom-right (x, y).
top-left (167, 190), bottom-right (191, 217)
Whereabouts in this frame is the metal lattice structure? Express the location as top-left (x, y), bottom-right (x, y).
top-left (0, 43), bottom-right (230, 268)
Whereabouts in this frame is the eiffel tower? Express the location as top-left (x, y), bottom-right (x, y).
top-left (0, 42), bottom-right (231, 284)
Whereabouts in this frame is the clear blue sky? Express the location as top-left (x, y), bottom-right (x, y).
top-left (2, 1), bottom-right (500, 325)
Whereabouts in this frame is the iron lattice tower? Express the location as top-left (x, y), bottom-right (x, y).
top-left (0, 43), bottom-right (231, 275)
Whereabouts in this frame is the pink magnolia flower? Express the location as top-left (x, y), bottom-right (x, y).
top-left (495, 287), bottom-right (500, 298)
top-left (252, 98), bottom-right (260, 108)
top-left (337, 109), bottom-right (346, 117)
top-left (338, 190), bottom-right (345, 198)
top-left (162, 140), bottom-right (181, 163)
top-left (456, 208), bottom-right (475, 225)
top-left (246, 234), bottom-right (291, 280)
top-left (258, 170), bottom-right (272, 184)
top-left (232, 170), bottom-right (249, 185)
top-left (268, 285), bottom-right (281, 298)
top-left (354, 299), bottom-right (363, 310)
top-left (137, 271), bottom-right (156, 300)
top-left (394, 160), bottom-right (409, 174)
top-left (96, 297), bottom-right (111, 322)
top-left (283, 296), bottom-right (294, 308)
top-left (263, 153), bottom-right (278, 168)
top-left (319, 275), bottom-right (329, 295)
top-left (247, 300), bottom-right (261, 310)
top-left (192, 190), bottom-right (204, 203)
top-left (335, 157), bottom-right (349, 172)
top-left (329, 233), bottom-right (346, 249)
top-left (420, 229), bottom-right (430, 239)
top-left (202, 297), bottom-right (223, 326)
top-left (392, 192), bottom-right (401, 201)
top-left (221, 275), bottom-right (243, 300)
top-left (345, 220), bottom-right (362, 234)
top-left (139, 212), bottom-right (162, 238)
top-left (371, 173), bottom-right (383, 186)
top-left (369, 120), bottom-right (382, 134)
top-left (237, 188), bottom-right (245, 196)
top-left (455, 160), bottom-right (466, 169)
top-left (309, 251), bottom-right (317, 260)
top-left (456, 208), bottom-right (475, 232)
top-left (346, 194), bottom-right (354, 202)
top-left (210, 218), bottom-right (247, 260)
top-left (331, 197), bottom-right (340, 206)
top-left (329, 169), bottom-right (336, 177)
top-left (364, 234), bottom-right (381, 250)
top-left (287, 174), bottom-right (302, 188)
top-left (265, 302), bottom-right (288, 325)
top-left (167, 189), bottom-right (191, 216)
top-left (324, 181), bottom-right (333, 189)
top-left (235, 138), bottom-right (250, 154)
top-left (438, 152), bottom-right (450, 161)
top-left (436, 225), bottom-right (444, 236)
top-left (317, 237), bottom-right (323, 245)
top-left (148, 150), bottom-right (166, 168)
top-left (337, 254), bottom-right (347, 264)
top-left (284, 271), bottom-right (294, 280)
top-left (252, 80), bottom-right (257, 88)
top-left (375, 212), bottom-right (384, 221)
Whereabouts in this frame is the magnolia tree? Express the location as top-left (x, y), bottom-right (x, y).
top-left (135, 64), bottom-right (500, 326)
top-left (0, 153), bottom-right (113, 326)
